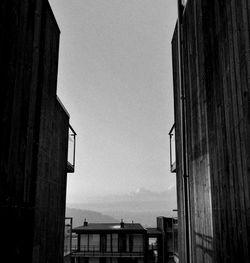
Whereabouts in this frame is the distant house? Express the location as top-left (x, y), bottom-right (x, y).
top-left (72, 220), bottom-right (147, 263)
top-left (70, 217), bottom-right (178, 263)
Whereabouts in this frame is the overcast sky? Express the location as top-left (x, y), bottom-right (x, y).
top-left (49, 0), bottom-right (178, 203)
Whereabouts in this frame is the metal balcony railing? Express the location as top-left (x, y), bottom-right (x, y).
top-left (169, 124), bottom-right (176, 173)
top-left (67, 124), bottom-right (76, 173)
top-left (71, 245), bottom-right (144, 258)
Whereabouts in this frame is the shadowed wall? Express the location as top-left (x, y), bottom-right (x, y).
top-left (0, 1), bottom-right (70, 262)
top-left (172, 0), bottom-right (250, 262)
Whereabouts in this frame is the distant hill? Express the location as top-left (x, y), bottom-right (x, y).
top-left (68, 187), bottom-right (176, 212)
top-left (66, 207), bottom-right (119, 227)
top-left (104, 210), bottom-right (174, 228)
top-left (66, 187), bottom-right (177, 227)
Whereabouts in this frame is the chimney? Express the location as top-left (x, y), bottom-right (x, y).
top-left (120, 219), bottom-right (124, 228)
top-left (83, 218), bottom-right (88, 227)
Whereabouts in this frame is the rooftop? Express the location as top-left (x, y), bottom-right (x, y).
top-left (73, 222), bottom-right (146, 233)
top-left (146, 228), bottom-right (162, 236)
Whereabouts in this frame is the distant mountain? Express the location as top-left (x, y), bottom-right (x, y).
top-left (68, 187), bottom-right (176, 212)
top-left (66, 208), bottom-right (119, 227)
top-left (67, 187), bottom-right (177, 227)
top-left (104, 210), bottom-right (174, 228)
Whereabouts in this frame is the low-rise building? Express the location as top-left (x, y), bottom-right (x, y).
top-left (72, 220), bottom-right (147, 263)
top-left (70, 217), bottom-right (178, 263)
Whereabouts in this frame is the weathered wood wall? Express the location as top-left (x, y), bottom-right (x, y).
top-left (172, 0), bottom-right (250, 262)
top-left (172, 22), bottom-right (187, 263)
top-left (0, 1), bottom-right (44, 261)
top-left (0, 1), bottom-right (69, 262)
top-left (32, 4), bottom-right (69, 263)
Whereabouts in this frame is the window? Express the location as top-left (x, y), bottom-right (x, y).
top-left (132, 234), bottom-right (144, 252)
top-left (127, 235), bottom-right (132, 252)
top-left (89, 234), bottom-right (100, 251)
top-left (112, 234), bottom-right (118, 252)
top-left (80, 234), bottom-right (88, 251)
top-left (107, 234), bottom-right (111, 252)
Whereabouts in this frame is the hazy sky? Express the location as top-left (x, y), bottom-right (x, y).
top-left (49, 0), bottom-right (178, 203)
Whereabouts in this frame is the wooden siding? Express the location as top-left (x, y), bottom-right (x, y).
top-left (0, 1), bottom-right (69, 263)
top-left (172, 1), bottom-right (250, 263)
top-left (0, 1), bottom-right (45, 261)
top-left (32, 3), bottom-right (69, 263)
top-left (172, 22), bottom-right (187, 263)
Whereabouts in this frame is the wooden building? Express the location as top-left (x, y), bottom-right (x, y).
top-left (0, 1), bottom-right (76, 262)
top-left (171, 0), bottom-right (250, 263)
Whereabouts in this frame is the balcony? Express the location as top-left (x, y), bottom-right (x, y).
top-left (67, 124), bottom-right (76, 173)
top-left (169, 124), bottom-right (176, 173)
top-left (71, 246), bottom-right (144, 258)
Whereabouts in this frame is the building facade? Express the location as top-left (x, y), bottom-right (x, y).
top-left (71, 217), bottom-right (177, 263)
top-left (147, 217), bottom-right (178, 263)
top-left (171, 1), bottom-right (250, 263)
top-left (0, 1), bottom-right (75, 262)
top-left (72, 221), bottom-right (147, 263)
